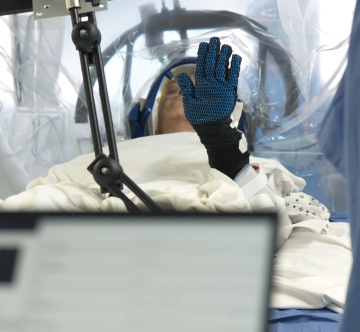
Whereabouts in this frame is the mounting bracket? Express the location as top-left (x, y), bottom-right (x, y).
top-left (32, 0), bottom-right (108, 21)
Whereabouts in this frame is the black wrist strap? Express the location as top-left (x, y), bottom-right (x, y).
top-left (193, 117), bottom-right (242, 147)
top-left (193, 117), bottom-right (249, 180)
top-left (207, 145), bottom-right (249, 180)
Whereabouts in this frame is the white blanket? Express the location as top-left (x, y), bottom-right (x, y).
top-left (271, 222), bottom-right (352, 314)
top-left (0, 132), bottom-right (305, 213)
top-left (0, 133), bottom-right (329, 243)
top-left (0, 132), bottom-right (351, 313)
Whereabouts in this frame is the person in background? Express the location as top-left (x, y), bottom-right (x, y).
top-left (317, 1), bottom-right (360, 331)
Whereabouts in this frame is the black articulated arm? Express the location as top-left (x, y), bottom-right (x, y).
top-left (69, 6), bottom-right (163, 214)
top-left (1, 0), bottom-right (160, 214)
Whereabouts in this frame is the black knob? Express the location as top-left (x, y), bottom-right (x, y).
top-left (93, 157), bottom-right (123, 187)
top-left (72, 21), bottom-right (101, 52)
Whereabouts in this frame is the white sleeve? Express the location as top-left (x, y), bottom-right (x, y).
top-left (234, 164), bottom-right (331, 248)
top-left (234, 164), bottom-right (292, 229)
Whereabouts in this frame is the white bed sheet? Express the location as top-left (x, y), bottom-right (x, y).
top-left (271, 222), bottom-right (352, 314)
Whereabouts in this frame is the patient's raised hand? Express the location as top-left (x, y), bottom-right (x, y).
top-left (177, 37), bottom-right (249, 179)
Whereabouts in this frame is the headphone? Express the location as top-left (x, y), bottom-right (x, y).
top-left (129, 58), bottom-right (197, 139)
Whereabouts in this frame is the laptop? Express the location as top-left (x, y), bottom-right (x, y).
top-left (0, 213), bottom-right (276, 332)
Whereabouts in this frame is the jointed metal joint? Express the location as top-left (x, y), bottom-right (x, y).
top-left (65, 0), bottom-right (81, 10)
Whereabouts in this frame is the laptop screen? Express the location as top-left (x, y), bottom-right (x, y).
top-left (0, 213), bottom-right (276, 332)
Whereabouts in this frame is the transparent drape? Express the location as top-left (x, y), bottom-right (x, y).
top-left (0, 0), bottom-right (355, 211)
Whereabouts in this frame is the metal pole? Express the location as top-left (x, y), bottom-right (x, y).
top-left (70, 8), bottom-right (103, 157)
top-left (92, 43), bottom-right (119, 162)
top-left (107, 185), bottom-right (142, 213)
top-left (120, 172), bottom-right (163, 213)
top-left (69, 5), bottom-right (163, 213)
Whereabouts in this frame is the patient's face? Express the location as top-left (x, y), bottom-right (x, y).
top-left (156, 74), bottom-right (196, 135)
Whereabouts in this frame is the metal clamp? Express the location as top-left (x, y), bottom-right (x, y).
top-left (65, 0), bottom-right (81, 10)
top-left (33, 0), bottom-right (108, 21)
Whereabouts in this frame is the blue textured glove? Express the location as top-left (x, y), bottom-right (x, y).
top-left (177, 37), bottom-right (249, 180)
top-left (177, 37), bottom-right (241, 125)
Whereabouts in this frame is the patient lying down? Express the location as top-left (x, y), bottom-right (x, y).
top-left (1, 38), bottom-right (330, 247)
top-left (0, 38), bottom-right (352, 315)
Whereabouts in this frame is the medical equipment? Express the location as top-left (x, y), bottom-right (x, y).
top-left (9, 0), bottom-right (162, 213)
top-left (0, 210), bottom-right (352, 331)
top-left (0, 212), bottom-right (277, 332)
top-left (0, 0), bottom-right (108, 16)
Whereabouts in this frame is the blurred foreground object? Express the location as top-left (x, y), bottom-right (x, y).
top-left (0, 212), bottom-right (276, 332)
